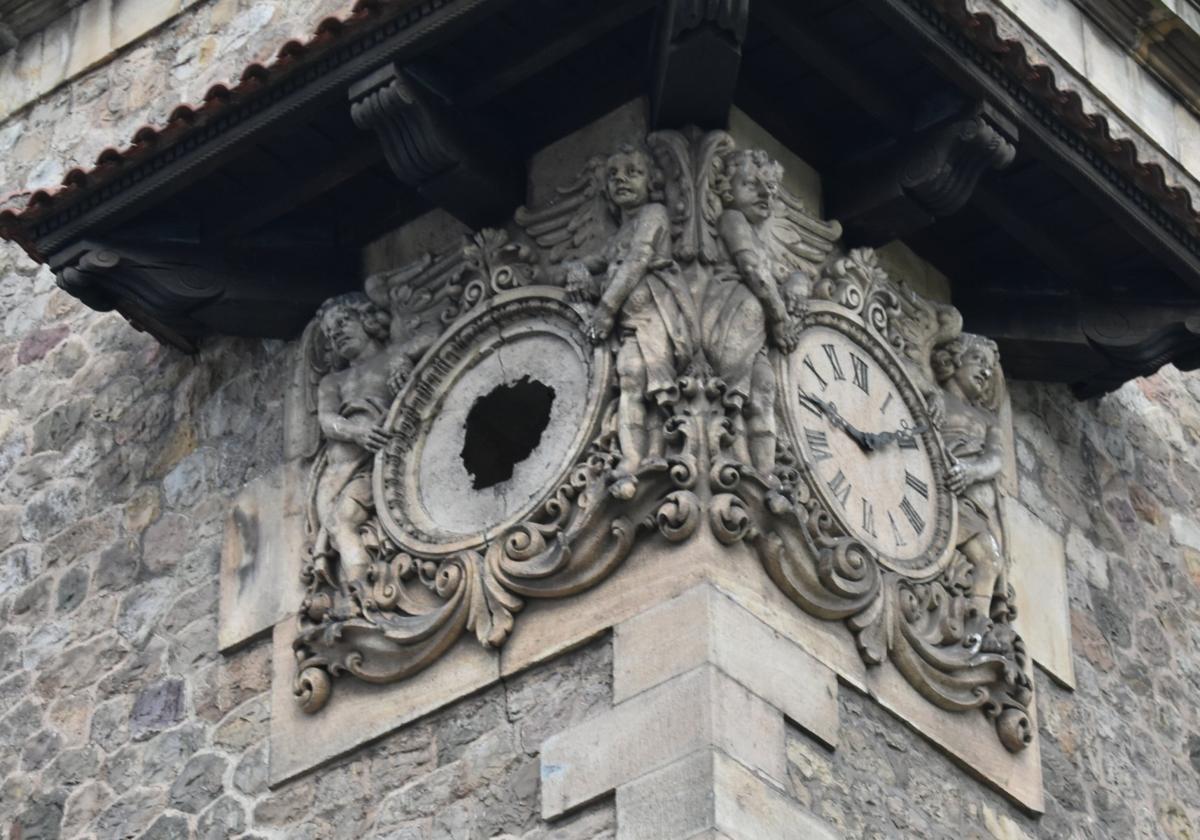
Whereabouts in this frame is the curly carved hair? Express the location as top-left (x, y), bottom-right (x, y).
top-left (603, 144), bottom-right (665, 219)
top-left (713, 148), bottom-right (783, 208)
top-left (931, 334), bottom-right (999, 382)
top-left (315, 292), bottom-right (390, 365)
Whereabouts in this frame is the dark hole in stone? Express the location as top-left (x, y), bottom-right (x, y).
top-left (461, 376), bottom-right (556, 490)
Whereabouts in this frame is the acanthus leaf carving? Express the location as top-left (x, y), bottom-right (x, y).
top-left (287, 127), bottom-right (1034, 756)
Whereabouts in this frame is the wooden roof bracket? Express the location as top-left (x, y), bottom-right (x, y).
top-left (350, 62), bottom-right (524, 230)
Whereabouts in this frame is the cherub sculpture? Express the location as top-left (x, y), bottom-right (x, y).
top-left (527, 145), bottom-right (696, 498)
top-left (700, 144), bottom-right (840, 472)
top-left (703, 148), bottom-right (808, 472)
top-left (301, 293), bottom-right (399, 597)
top-left (932, 333), bottom-right (1010, 647)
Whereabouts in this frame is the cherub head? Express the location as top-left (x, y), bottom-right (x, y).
top-left (316, 293), bottom-right (390, 367)
top-left (932, 334), bottom-right (1000, 406)
top-left (604, 145), bottom-right (663, 218)
top-left (716, 149), bottom-right (783, 225)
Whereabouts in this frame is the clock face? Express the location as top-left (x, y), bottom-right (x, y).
top-left (785, 322), bottom-right (952, 575)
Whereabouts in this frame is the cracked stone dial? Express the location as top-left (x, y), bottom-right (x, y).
top-left (787, 321), bottom-right (955, 576)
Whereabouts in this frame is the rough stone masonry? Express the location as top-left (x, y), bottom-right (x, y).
top-left (0, 1), bottom-right (1199, 839)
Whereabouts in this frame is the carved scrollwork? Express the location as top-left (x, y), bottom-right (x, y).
top-left (288, 128), bottom-right (1033, 754)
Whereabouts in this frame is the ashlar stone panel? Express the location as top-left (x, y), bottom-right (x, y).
top-left (1005, 495), bottom-right (1075, 689)
top-left (219, 461), bottom-right (306, 652)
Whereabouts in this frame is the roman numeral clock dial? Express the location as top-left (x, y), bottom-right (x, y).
top-left (785, 321), bottom-right (954, 577)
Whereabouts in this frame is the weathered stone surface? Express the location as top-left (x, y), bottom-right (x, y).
top-left (168, 752), bottom-right (228, 814)
top-left (129, 676), bottom-right (184, 739)
top-left (614, 584), bottom-right (840, 748)
top-left (0, 14), bottom-right (1199, 834)
top-left (1005, 497), bottom-right (1075, 689)
top-left (540, 665), bottom-right (786, 819)
top-left (218, 461), bottom-right (306, 651)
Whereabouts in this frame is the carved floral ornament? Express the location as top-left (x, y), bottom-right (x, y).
top-left (287, 128), bottom-right (1034, 753)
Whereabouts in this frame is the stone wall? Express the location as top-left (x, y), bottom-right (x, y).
top-left (1, 2), bottom-right (1200, 839)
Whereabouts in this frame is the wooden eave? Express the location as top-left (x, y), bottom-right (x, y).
top-left (3, 0), bottom-right (1200, 397)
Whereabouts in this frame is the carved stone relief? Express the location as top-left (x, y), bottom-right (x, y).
top-left (285, 128), bottom-right (1033, 754)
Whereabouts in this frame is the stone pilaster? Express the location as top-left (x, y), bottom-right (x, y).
top-left (540, 584), bottom-right (841, 839)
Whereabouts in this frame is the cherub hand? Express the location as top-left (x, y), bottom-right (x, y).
top-left (586, 307), bottom-right (615, 343)
top-left (355, 422), bottom-right (391, 453)
top-left (770, 317), bottom-right (801, 354)
top-left (945, 457), bottom-right (968, 496)
top-left (783, 271), bottom-right (811, 318)
top-left (387, 357), bottom-right (414, 396)
top-left (563, 260), bottom-right (598, 302)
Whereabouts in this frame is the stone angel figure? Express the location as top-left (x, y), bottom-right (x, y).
top-left (518, 144), bottom-right (696, 499)
top-left (932, 333), bottom-right (1011, 649)
top-left (292, 293), bottom-right (408, 600)
top-left (701, 145), bottom-right (841, 472)
top-left (363, 252), bottom-right (460, 391)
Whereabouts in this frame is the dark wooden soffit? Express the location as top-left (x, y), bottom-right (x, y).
top-left (2, 0), bottom-right (1200, 396)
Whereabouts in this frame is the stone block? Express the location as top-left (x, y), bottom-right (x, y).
top-left (66, 0), bottom-right (116, 79)
top-left (1005, 496), bottom-right (1075, 689)
top-left (218, 461), bottom-right (306, 652)
top-left (616, 749), bottom-right (840, 840)
top-left (539, 665), bottom-right (785, 820)
top-left (1082, 17), bottom-right (1138, 121)
top-left (613, 585), bottom-right (839, 748)
top-left (111, 0), bottom-right (182, 48)
top-left (1178, 102), bottom-right (1200, 182)
top-left (1003, 0), bottom-right (1084, 69)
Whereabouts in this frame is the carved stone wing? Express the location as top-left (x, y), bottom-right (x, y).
top-left (514, 155), bottom-right (612, 265)
top-left (768, 187), bottom-right (843, 277)
top-left (892, 284), bottom-right (964, 394)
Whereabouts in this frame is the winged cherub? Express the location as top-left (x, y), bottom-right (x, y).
top-left (305, 293), bottom-right (398, 596)
top-left (558, 145), bottom-right (697, 498)
top-left (932, 333), bottom-right (1010, 649)
top-left (703, 148), bottom-right (814, 471)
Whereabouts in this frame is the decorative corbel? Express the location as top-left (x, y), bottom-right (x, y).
top-left (649, 0), bottom-right (750, 130)
top-left (50, 241), bottom-right (356, 352)
top-left (349, 63), bottom-right (523, 229)
top-left (830, 103), bottom-right (1018, 245)
top-left (1077, 303), bottom-right (1200, 396)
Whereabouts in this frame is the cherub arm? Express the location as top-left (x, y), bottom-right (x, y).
top-left (946, 423), bottom-right (1004, 495)
top-left (719, 210), bottom-right (795, 349)
top-left (317, 373), bottom-right (389, 452)
top-left (587, 205), bottom-right (667, 340)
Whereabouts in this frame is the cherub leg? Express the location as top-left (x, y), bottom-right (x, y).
top-left (960, 532), bottom-right (1007, 652)
top-left (613, 337), bottom-right (649, 499)
top-left (748, 351), bottom-right (777, 472)
top-left (330, 477), bottom-right (374, 596)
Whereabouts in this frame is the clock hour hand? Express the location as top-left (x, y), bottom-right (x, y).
top-left (796, 390), bottom-right (874, 452)
top-left (862, 422), bottom-right (928, 451)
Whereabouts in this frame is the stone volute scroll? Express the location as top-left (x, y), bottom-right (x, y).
top-left (285, 128), bottom-right (1034, 754)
